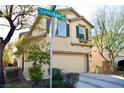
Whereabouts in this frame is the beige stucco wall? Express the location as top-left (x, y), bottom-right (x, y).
top-left (53, 37), bottom-right (91, 53)
top-left (91, 47), bottom-right (104, 71)
top-left (32, 16), bottom-right (47, 37)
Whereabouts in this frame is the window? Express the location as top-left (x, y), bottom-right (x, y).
top-left (56, 21), bottom-right (69, 37)
top-left (76, 25), bottom-right (88, 40)
top-left (57, 22), bottom-right (67, 37)
top-left (46, 20), bottom-right (69, 37)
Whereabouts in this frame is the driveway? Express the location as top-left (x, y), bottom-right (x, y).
top-left (76, 73), bottom-right (124, 88)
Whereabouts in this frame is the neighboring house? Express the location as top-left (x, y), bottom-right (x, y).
top-left (91, 36), bottom-right (124, 71)
top-left (17, 7), bottom-right (94, 79)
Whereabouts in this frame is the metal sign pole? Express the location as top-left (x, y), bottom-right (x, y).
top-left (50, 17), bottom-right (57, 88)
top-left (50, 5), bottom-right (56, 88)
top-left (50, 29), bottom-right (53, 88)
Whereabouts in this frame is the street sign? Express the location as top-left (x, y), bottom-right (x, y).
top-left (38, 7), bottom-right (67, 20)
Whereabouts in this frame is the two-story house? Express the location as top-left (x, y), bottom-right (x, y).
top-left (18, 7), bottom-right (94, 79)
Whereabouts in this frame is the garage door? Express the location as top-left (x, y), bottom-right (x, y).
top-left (53, 53), bottom-right (88, 73)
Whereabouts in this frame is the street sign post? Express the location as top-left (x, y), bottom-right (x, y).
top-left (38, 6), bottom-right (66, 88)
top-left (49, 17), bottom-right (58, 88)
top-left (51, 5), bottom-right (56, 11)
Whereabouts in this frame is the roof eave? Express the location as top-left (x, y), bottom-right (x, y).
top-left (69, 17), bottom-right (94, 29)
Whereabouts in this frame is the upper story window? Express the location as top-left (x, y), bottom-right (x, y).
top-left (57, 22), bottom-right (67, 37)
top-left (47, 20), bottom-right (69, 37)
top-left (76, 25), bottom-right (89, 41)
top-left (56, 21), bottom-right (69, 37)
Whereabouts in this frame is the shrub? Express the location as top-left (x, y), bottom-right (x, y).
top-left (40, 79), bottom-right (50, 88)
top-left (64, 73), bottom-right (79, 87)
top-left (52, 80), bottom-right (73, 88)
top-left (29, 64), bottom-right (43, 86)
top-left (116, 66), bottom-right (124, 71)
top-left (48, 68), bottom-right (64, 80)
top-left (4, 67), bottom-right (22, 82)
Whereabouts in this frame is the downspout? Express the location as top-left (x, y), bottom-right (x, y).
top-left (86, 54), bottom-right (89, 72)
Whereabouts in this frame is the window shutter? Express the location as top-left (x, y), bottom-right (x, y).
top-left (55, 22), bottom-right (59, 36)
top-left (66, 23), bottom-right (70, 37)
top-left (55, 28), bottom-right (58, 35)
top-left (81, 34), bottom-right (84, 39)
top-left (46, 20), bottom-right (50, 33)
top-left (76, 26), bottom-right (79, 38)
top-left (86, 28), bottom-right (89, 40)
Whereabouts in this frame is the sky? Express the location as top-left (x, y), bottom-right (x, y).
top-left (0, 5), bottom-right (98, 42)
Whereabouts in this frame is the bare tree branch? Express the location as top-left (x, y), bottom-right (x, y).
top-left (93, 6), bottom-right (124, 64)
top-left (0, 24), bottom-right (10, 27)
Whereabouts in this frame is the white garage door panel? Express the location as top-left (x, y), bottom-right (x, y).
top-left (53, 53), bottom-right (87, 73)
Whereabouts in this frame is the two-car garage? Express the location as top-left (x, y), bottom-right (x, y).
top-left (53, 53), bottom-right (89, 73)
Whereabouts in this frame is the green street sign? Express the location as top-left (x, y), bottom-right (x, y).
top-left (38, 7), bottom-right (67, 20)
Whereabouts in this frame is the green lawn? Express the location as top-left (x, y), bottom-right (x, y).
top-left (5, 82), bottom-right (32, 88)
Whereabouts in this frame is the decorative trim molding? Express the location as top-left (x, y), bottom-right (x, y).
top-left (71, 42), bottom-right (92, 47)
top-left (53, 50), bottom-right (89, 55)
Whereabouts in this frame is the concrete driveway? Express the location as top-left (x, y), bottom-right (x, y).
top-left (76, 73), bottom-right (124, 88)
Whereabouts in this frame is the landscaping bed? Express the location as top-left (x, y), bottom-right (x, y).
top-left (113, 66), bottom-right (124, 77)
top-left (5, 79), bottom-right (74, 88)
top-left (4, 67), bottom-right (79, 88)
top-left (5, 79), bottom-right (50, 88)
top-left (113, 71), bottom-right (124, 77)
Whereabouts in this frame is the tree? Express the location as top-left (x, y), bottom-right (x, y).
top-left (15, 31), bottom-right (48, 72)
top-left (93, 6), bottom-right (124, 71)
top-left (28, 45), bottom-right (50, 67)
top-left (0, 5), bottom-right (35, 87)
top-left (15, 37), bottom-right (30, 71)
top-left (28, 45), bottom-right (50, 86)
top-left (3, 42), bottom-right (15, 64)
